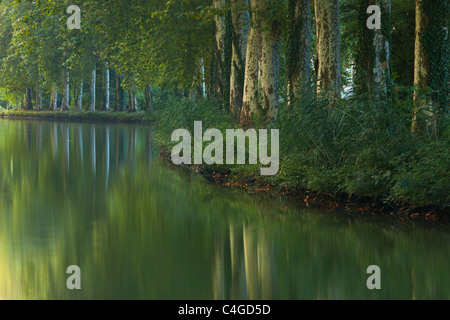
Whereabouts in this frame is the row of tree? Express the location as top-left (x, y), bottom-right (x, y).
top-left (0, 0), bottom-right (448, 133)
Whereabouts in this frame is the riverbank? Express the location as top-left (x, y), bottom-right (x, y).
top-left (1, 107), bottom-right (448, 221)
top-left (157, 150), bottom-right (449, 223)
top-left (0, 109), bottom-right (154, 124)
top-left (151, 93), bottom-right (449, 221)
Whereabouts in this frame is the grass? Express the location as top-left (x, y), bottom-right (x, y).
top-left (152, 88), bottom-right (449, 215)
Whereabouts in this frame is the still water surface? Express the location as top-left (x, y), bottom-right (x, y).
top-left (0, 120), bottom-right (449, 299)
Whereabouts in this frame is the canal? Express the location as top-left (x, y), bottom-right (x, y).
top-left (0, 120), bottom-right (448, 299)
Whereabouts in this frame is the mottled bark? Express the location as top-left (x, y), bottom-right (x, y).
top-left (354, 0), bottom-right (391, 97)
top-left (412, 0), bottom-right (430, 133)
top-left (77, 79), bottom-right (83, 111)
top-left (315, 0), bottom-right (341, 100)
top-left (372, 0), bottom-right (391, 97)
top-left (105, 61), bottom-right (110, 111)
top-left (49, 89), bottom-right (54, 111)
top-left (287, 0), bottom-right (311, 101)
top-left (127, 79), bottom-right (137, 112)
top-left (229, 0), bottom-right (249, 119)
top-left (411, 0), bottom-right (448, 134)
top-left (213, 0), bottom-right (226, 100)
top-left (49, 83), bottom-right (58, 111)
top-left (240, 0), bottom-right (262, 126)
top-left (61, 70), bottom-right (70, 111)
top-left (128, 87), bottom-right (133, 111)
top-left (35, 82), bottom-right (43, 111)
top-left (260, 0), bottom-right (281, 120)
top-left (24, 88), bottom-right (33, 110)
top-left (133, 85), bottom-right (138, 111)
top-left (200, 58), bottom-right (206, 97)
top-left (89, 68), bottom-right (96, 111)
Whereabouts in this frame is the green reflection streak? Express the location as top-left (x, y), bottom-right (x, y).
top-left (0, 120), bottom-right (449, 300)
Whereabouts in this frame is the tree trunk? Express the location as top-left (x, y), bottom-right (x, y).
top-left (61, 70), bottom-right (70, 111)
top-left (315, 0), bottom-right (341, 101)
top-left (259, 0), bottom-right (281, 121)
top-left (24, 88), bottom-right (33, 110)
top-left (115, 72), bottom-right (124, 112)
top-left (213, 0), bottom-right (227, 101)
top-left (49, 88), bottom-right (54, 111)
top-left (128, 87), bottom-right (132, 111)
top-left (128, 79), bottom-right (137, 112)
top-left (354, 0), bottom-right (391, 98)
top-left (133, 84), bottom-right (138, 111)
top-left (115, 72), bottom-right (120, 111)
top-left (200, 58), bottom-right (207, 97)
top-left (145, 85), bottom-right (153, 113)
top-left (49, 83), bottom-right (58, 111)
top-left (105, 62), bottom-right (110, 111)
top-left (213, 0), bottom-right (232, 110)
top-left (287, 0), bottom-right (311, 102)
top-left (240, 0), bottom-right (262, 126)
top-left (38, 87), bottom-right (43, 110)
top-left (372, 0), bottom-right (391, 97)
top-left (412, 0), bottom-right (431, 133)
top-left (36, 82), bottom-right (43, 110)
top-left (412, 0), bottom-right (449, 135)
top-left (90, 67), bottom-right (96, 111)
top-left (77, 79), bottom-right (83, 111)
top-left (230, 0), bottom-right (250, 120)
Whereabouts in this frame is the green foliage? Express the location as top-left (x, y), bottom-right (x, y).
top-left (153, 90), bottom-right (235, 149)
top-left (273, 84), bottom-right (448, 206)
top-left (391, 137), bottom-right (450, 207)
top-left (0, 0), bottom-right (448, 209)
top-left (0, 0), bottom-right (213, 108)
top-left (154, 85), bottom-right (449, 208)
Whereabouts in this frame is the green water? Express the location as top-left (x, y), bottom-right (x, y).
top-left (0, 120), bottom-right (448, 300)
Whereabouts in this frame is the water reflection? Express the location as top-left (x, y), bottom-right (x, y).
top-left (0, 120), bottom-right (449, 300)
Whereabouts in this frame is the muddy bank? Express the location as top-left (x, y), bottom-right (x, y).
top-left (158, 150), bottom-right (449, 223)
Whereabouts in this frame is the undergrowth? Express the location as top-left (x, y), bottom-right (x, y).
top-left (154, 86), bottom-right (449, 208)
